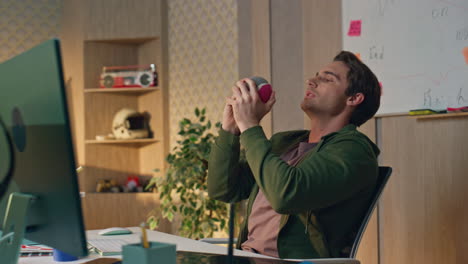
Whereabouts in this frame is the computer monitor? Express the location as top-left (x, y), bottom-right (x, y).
top-left (0, 39), bottom-right (87, 260)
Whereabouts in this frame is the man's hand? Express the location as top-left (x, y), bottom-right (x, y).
top-left (222, 98), bottom-right (240, 135)
top-left (227, 78), bottom-right (276, 133)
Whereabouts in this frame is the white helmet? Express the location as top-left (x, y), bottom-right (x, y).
top-left (112, 108), bottom-right (149, 139)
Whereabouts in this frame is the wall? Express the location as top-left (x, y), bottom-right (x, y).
top-left (167, 0), bottom-right (239, 148)
top-left (0, 0), bottom-right (66, 154)
top-left (0, 0), bottom-right (62, 63)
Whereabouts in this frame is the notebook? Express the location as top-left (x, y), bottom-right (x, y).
top-left (87, 239), bottom-right (129, 256)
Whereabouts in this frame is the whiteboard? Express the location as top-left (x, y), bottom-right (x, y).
top-left (342, 0), bottom-right (468, 114)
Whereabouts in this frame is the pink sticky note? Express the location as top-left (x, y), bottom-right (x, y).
top-left (463, 47), bottom-right (468, 65)
top-left (348, 20), bottom-right (362, 37)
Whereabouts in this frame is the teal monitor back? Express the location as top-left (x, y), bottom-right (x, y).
top-left (0, 39), bottom-right (87, 257)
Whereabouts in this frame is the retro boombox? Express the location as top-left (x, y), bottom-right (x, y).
top-left (99, 64), bottom-right (158, 88)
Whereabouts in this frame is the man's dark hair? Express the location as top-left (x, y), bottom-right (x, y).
top-left (334, 51), bottom-right (381, 126)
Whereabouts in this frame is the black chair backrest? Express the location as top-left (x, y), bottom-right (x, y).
top-left (349, 166), bottom-right (392, 258)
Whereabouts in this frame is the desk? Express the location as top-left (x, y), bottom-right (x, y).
top-left (19, 227), bottom-right (359, 264)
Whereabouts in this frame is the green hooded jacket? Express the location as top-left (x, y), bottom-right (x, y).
top-left (207, 124), bottom-right (380, 259)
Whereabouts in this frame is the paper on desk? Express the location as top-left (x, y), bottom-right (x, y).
top-left (284, 258), bottom-right (360, 264)
top-left (21, 244), bottom-right (53, 253)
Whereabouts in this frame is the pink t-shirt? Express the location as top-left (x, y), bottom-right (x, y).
top-left (241, 141), bottom-right (317, 257)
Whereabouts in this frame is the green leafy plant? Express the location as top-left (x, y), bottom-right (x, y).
top-left (146, 107), bottom-right (228, 239)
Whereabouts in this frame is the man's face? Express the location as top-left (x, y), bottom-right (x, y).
top-left (301, 61), bottom-right (350, 118)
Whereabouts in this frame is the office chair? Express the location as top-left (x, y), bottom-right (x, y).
top-left (349, 166), bottom-right (392, 258)
top-left (201, 167), bottom-right (393, 259)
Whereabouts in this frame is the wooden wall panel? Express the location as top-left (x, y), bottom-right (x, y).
top-left (270, 0), bottom-right (305, 133)
top-left (358, 118), bottom-right (376, 142)
top-left (251, 0), bottom-right (272, 138)
top-left (155, 0), bottom-right (170, 166)
top-left (379, 115), bottom-right (468, 264)
top-left (251, 0), bottom-right (271, 84)
top-left (301, 0), bottom-right (343, 129)
top-left (60, 0), bottom-right (85, 165)
top-left (356, 117), bottom-right (379, 264)
top-left (356, 213), bottom-right (379, 263)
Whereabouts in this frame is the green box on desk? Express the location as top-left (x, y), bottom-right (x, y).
top-left (122, 242), bottom-right (176, 264)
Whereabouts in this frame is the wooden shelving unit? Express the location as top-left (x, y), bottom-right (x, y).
top-left (76, 0), bottom-right (169, 230)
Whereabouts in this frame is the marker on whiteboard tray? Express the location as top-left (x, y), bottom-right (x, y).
top-left (409, 109), bottom-right (447, 115)
top-left (447, 106), bottom-right (468, 112)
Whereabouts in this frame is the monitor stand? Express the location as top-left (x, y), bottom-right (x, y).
top-left (0, 192), bottom-right (35, 264)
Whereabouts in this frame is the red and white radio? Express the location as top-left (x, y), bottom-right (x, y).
top-left (99, 64), bottom-right (158, 88)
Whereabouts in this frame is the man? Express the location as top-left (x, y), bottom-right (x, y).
top-left (207, 51), bottom-right (381, 259)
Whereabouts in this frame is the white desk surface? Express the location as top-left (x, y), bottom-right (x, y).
top-left (19, 227), bottom-right (359, 264)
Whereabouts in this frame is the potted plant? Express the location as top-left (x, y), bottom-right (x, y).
top-left (146, 107), bottom-right (229, 239)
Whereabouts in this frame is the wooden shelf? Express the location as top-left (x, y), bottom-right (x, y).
top-left (84, 87), bottom-right (159, 94)
top-left (81, 191), bottom-right (163, 230)
top-left (85, 37), bottom-right (159, 45)
top-left (410, 112), bottom-right (468, 120)
top-left (84, 192), bottom-right (157, 196)
top-left (85, 138), bottom-right (158, 145)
